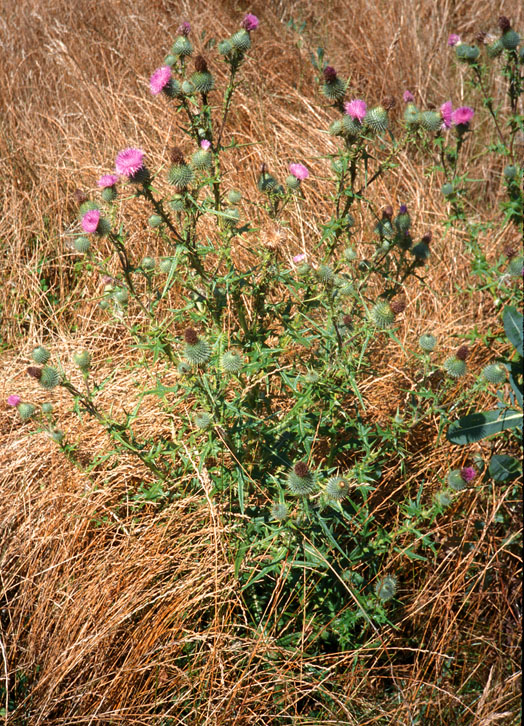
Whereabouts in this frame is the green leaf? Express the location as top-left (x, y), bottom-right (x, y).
top-left (503, 305), bottom-right (523, 357)
top-left (488, 454), bottom-right (522, 482)
top-left (447, 408), bottom-right (522, 444)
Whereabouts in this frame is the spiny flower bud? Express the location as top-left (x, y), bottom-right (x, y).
top-left (317, 264), bottom-right (335, 284)
top-left (486, 39), bottom-right (503, 57)
top-left (74, 236), bottom-right (91, 253)
top-left (221, 351), bottom-right (242, 373)
top-left (168, 147), bottom-right (194, 189)
top-left (141, 256), bottom-right (156, 271)
top-left (190, 56), bottom-right (214, 94)
top-left (404, 103), bottom-right (420, 128)
top-left (18, 402), bottom-right (36, 420)
top-left (447, 469), bottom-right (467, 491)
top-left (455, 44), bottom-right (480, 62)
top-left (321, 66), bottom-right (346, 101)
top-left (394, 205), bottom-right (411, 234)
top-left (441, 183), bottom-right (454, 197)
top-left (443, 356), bottom-right (467, 379)
top-left (501, 29), bottom-right (521, 50)
top-left (230, 29), bottom-right (251, 51)
top-left (270, 502), bottom-right (289, 521)
top-left (420, 110), bottom-right (442, 132)
top-left (287, 461), bottom-right (316, 496)
top-left (49, 429), bottom-right (65, 444)
top-left (419, 333), bottom-right (437, 352)
top-left (434, 490), bottom-right (453, 508)
top-left (28, 366), bottom-right (60, 390)
top-left (369, 300), bottom-right (395, 328)
top-left (41, 402), bottom-right (53, 414)
top-left (172, 35), bottom-right (193, 57)
top-left (184, 328), bottom-right (211, 365)
top-left (194, 411), bottom-right (212, 430)
top-left (325, 476), bottom-right (350, 501)
top-left (160, 257), bottom-right (176, 273)
top-left (481, 363), bottom-right (506, 384)
top-left (364, 106), bottom-right (388, 133)
top-left (114, 288), bottom-right (128, 306)
top-left (374, 575), bottom-right (398, 602)
top-left (148, 214), bottom-right (163, 228)
top-left (73, 349), bottom-right (91, 372)
top-left (32, 346), bottom-right (50, 365)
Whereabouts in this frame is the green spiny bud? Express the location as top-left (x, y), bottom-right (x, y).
top-left (501, 29), bottom-right (520, 50)
top-left (148, 214), bottom-right (163, 228)
top-left (194, 411), bottom-right (212, 430)
top-left (99, 299), bottom-right (110, 310)
top-left (101, 186), bottom-right (117, 203)
top-left (49, 429), bottom-right (64, 444)
top-left (481, 363), bottom-right (506, 384)
top-left (419, 333), bottom-right (437, 352)
top-left (394, 207), bottom-right (411, 234)
top-left (403, 103), bottom-right (420, 128)
top-left (190, 71), bottom-right (214, 94)
top-left (39, 366), bottom-right (61, 390)
top-left (304, 370), bottom-right (319, 384)
top-left (441, 183), bottom-right (454, 197)
top-left (18, 402), bottom-right (36, 420)
top-left (328, 119), bottom-right (343, 136)
top-left (342, 114), bottom-right (363, 138)
top-left (218, 39), bottom-right (233, 55)
top-left (74, 236), bottom-right (91, 253)
top-left (434, 490), bottom-right (453, 508)
top-left (344, 247), bottom-right (357, 261)
top-left (286, 174), bottom-right (301, 190)
top-left (191, 149), bottom-right (212, 170)
top-left (420, 110), bottom-right (442, 132)
top-left (374, 575), bottom-right (398, 602)
top-left (73, 349), bottom-right (91, 372)
top-left (164, 53), bottom-right (177, 66)
top-left (141, 256), bottom-right (156, 271)
top-left (78, 200), bottom-right (100, 216)
top-left (228, 190), bottom-right (242, 204)
top-left (270, 502), bottom-right (289, 521)
top-left (181, 80), bottom-right (195, 95)
top-left (287, 461), bottom-right (316, 496)
top-left (364, 106), bottom-right (388, 134)
top-left (221, 351), bottom-right (242, 374)
top-left (325, 476), bottom-right (350, 501)
top-left (114, 288), bottom-right (129, 306)
top-left (169, 195), bottom-right (185, 211)
top-left (486, 39), bottom-right (503, 58)
top-left (172, 36), bottom-right (193, 57)
top-left (159, 257), bottom-right (176, 274)
top-left (230, 29), bottom-right (251, 51)
top-left (447, 469), bottom-right (467, 491)
top-left (455, 43), bottom-right (480, 62)
top-left (370, 300), bottom-right (395, 328)
top-left (503, 165), bottom-right (517, 181)
top-left (41, 402), bottom-right (54, 414)
top-left (508, 256), bottom-right (524, 276)
top-left (317, 264), bottom-right (335, 284)
top-left (321, 77), bottom-right (346, 102)
top-left (32, 346), bottom-right (50, 365)
top-left (168, 164), bottom-right (194, 189)
top-left (184, 328), bottom-right (211, 366)
top-left (443, 356), bottom-right (467, 379)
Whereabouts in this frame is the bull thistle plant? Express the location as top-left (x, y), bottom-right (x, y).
top-left (8, 12), bottom-right (523, 653)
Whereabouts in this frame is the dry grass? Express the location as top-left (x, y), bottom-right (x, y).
top-left (0, 0), bottom-right (522, 723)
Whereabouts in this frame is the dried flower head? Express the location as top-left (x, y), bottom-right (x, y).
top-left (390, 299), bottom-right (406, 315)
top-left (170, 146), bottom-right (186, 165)
top-left (382, 205), bottom-right (393, 219)
top-left (456, 345), bottom-right (469, 361)
top-left (498, 16), bottom-right (511, 32)
top-left (74, 189), bottom-right (88, 205)
top-left (294, 461), bottom-right (309, 478)
top-left (382, 95), bottom-right (396, 110)
top-left (184, 327), bottom-right (199, 345)
top-left (194, 55), bottom-right (208, 72)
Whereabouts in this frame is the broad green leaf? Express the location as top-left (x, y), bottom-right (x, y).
top-left (488, 454), bottom-right (522, 482)
top-left (447, 408), bottom-right (522, 444)
top-left (503, 305), bottom-right (523, 356)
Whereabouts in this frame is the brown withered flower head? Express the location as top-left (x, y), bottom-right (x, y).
top-left (294, 461), bottom-right (310, 478)
top-left (74, 189), bottom-right (88, 206)
top-left (27, 366), bottom-right (42, 381)
top-left (170, 146), bottom-right (186, 165)
top-left (382, 205), bottom-right (393, 219)
top-left (342, 314), bottom-right (352, 327)
top-left (323, 66), bottom-right (338, 82)
top-left (498, 16), bottom-right (511, 32)
top-left (382, 95), bottom-right (396, 110)
top-left (456, 345), bottom-right (470, 361)
top-left (503, 245), bottom-right (517, 259)
top-left (184, 327), bottom-right (199, 345)
top-left (390, 299), bottom-right (406, 315)
top-left (421, 232), bottom-right (432, 244)
top-left (194, 54), bottom-right (208, 72)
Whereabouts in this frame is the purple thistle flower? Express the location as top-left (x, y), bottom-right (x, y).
top-left (177, 21), bottom-right (191, 36)
top-left (293, 253), bottom-right (307, 263)
top-left (440, 100), bottom-right (453, 129)
top-left (460, 466), bottom-right (476, 483)
top-left (289, 163), bottom-right (309, 180)
top-left (7, 395), bottom-right (21, 407)
top-left (150, 66), bottom-right (172, 95)
top-left (81, 209), bottom-right (100, 234)
top-left (115, 148), bottom-right (145, 178)
top-left (399, 204), bottom-right (408, 214)
top-left (403, 90), bottom-right (415, 103)
top-left (344, 99), bottom-right (367, 123)
top-left (241, 13), bottom-right (259, 31)
top-left (448, 34), bottom-right (461, 46)
top-left (452, 106), bottom-right (474, 126)
top-left (97, 174), bottom-right (118, 188)
top-left (200, 139), bottom-right (211, 150)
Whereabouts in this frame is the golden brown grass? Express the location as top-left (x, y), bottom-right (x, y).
top-left (0, 0), bottom-right (522, 723)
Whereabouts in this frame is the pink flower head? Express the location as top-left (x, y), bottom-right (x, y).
top-left (344, 99), bottom-right (367, 123)
top-left (460, 466), bottom-right (476, 483)
top-left (293, 253), bottom-right (307, 264)
top-left (7, 395), bottom-right (21, 407)
top-left (440, 100), bottom-right (453, 129)
top-left (448, 34), bottom-right (461, 46)
top-left (97, 174), bottom-right (118, 188)
top-left (403, 90), bottom-right (415, 103)
top-left (241, 13), bottom-right (259, 31)
top-left (289, 163), bottom-right (309, 181)
top-left (115, 148), bottom-right (145, 178)
top-left (81, 209), bottom-right (100, 234)
top-left (150, 66), bottom-right (172, 95)
top-left (177, 21), bottom-right (191, 36)
top-left (452, 106), bottom-right (474, 126)
top-left (200, 139), bottom-right (211, 150)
